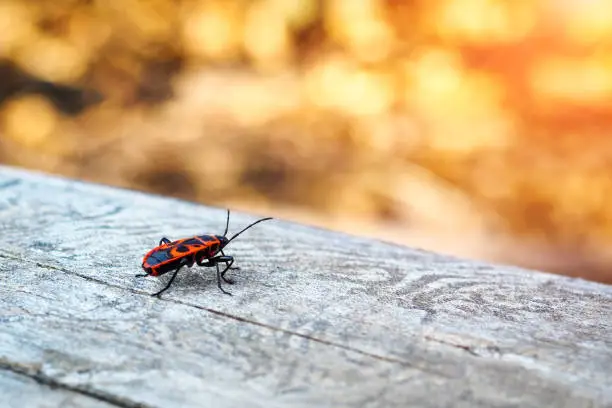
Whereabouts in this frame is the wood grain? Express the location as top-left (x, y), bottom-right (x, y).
top-left (0, 165), bottom-right (611, 408)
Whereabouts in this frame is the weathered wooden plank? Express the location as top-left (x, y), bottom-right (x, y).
top-left (0, 165), bottom-right (611, 408)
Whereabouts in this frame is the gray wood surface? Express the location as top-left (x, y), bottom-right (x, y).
top-left (0, 165), bottom-right (610, 408)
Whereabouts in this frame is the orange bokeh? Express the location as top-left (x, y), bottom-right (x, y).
top-left (1, 0), bottom-right (611, 282)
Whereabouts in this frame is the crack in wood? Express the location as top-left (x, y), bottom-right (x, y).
top-left (0, 357), bottom-right (151, 408)
top-left (422, 335), bottom-right (502, 358)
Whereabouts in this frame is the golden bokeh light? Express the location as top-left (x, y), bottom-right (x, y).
top-left (243, 0), bottom-right (293, 71)
top-left (530, 55), bottom-right (612, 104)
top-left (405, 48), bottom-right (465, 112)
top-left (434, 0), bottom-right (536, 43)
top-left (14, 36), bottom-right (87, 83)
top-left (324, 0), bottom-right (396, 62)
top-left (552, 0), bottom-right (612, 44)
top-left (181, 1), bottom-right (243, 61)
top-left (1, 0), bottom-right (612, 283)
top-left (2, 96), bottom-right (59, 149)
top-left (0, 1), bottom-right (37, 58)
top-left (305, 56), bottom-right (395, 116)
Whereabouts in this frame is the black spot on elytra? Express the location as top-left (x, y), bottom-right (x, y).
top-left (175, 245), bottom-right (190, 253)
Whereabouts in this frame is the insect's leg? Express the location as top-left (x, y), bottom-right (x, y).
top-left (219, 256), bottom-right (236, 285)
top-left (159, 237), bottom-right (171, 246)
top-left (221, 250), bottom-right (240, 270)
top-left (215, 262), bottom-right (232, 296)
top-left (206, 255), bottom-right (236, 284)
top-left (197, 255), bottom-right (235, 286)
top-left (196, 256), bottom-right (214, 267)
top-left (151, 262), bottom-right (186, 298)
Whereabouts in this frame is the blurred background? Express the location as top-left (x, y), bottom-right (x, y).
top-left (1, 0), bottom-right (611, 283)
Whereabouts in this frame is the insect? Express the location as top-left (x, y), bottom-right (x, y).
top-left (137, 210), bottom-right (272, 297)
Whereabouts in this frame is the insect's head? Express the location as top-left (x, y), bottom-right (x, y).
top-left (219, 209), bottom-right (272, 249)
top-left (214, 235), bottom-right (229, 249)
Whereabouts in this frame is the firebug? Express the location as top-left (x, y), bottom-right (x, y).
top-left (137, 210), bottom-right (272, 297)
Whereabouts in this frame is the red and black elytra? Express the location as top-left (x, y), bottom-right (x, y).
top-left (137, 210), bottom-right (272, 298)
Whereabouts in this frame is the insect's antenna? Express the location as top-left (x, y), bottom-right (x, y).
top-left (226, 217), bottom-right (273, 245)
top-left (223, 209), bottom-right (230, 237)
